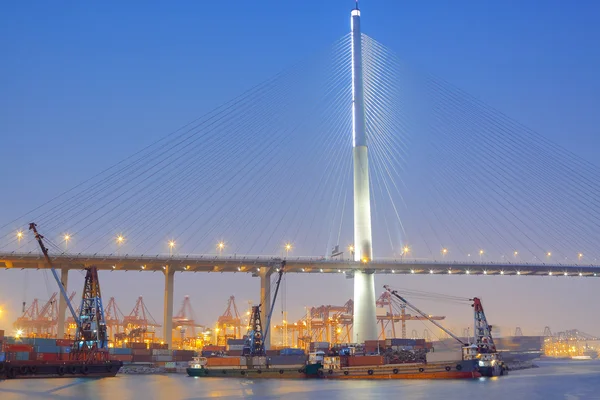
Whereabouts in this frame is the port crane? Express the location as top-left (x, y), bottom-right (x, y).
top-left (29, 223), bottom-right (109, 362)
top-left (243, 261), bottom-right (286, 357)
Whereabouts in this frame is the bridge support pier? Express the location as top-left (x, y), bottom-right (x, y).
top-left (57, 268), bottom-right (69, 339)
top-left (259, 267), bottom-right (274, 349)
top-left (163, 265), bottom-right (175, 348)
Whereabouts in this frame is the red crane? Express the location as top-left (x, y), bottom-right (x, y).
top-left (13, 298), bottom-right (40, 336)
top-left (216, 295), bottom-right (243, 346)
top-left (121, 296), bottom-right (160, 342)
top-left (104, 297), bottom-right (125, 340)
top-left (173, 295), bottom-right (204, 339)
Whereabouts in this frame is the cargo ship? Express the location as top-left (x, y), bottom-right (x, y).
top-left (1, 223), bottom-right (124, 380)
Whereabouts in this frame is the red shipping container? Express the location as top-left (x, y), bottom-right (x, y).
top-left (59, 353), bottom-right (71, 361)
top-left (38, 353), bottom-right (59, 361)
top-left (347, 355), bottom-right (384, 367)
top-left (111, 354), bottom-right (133, 362)
top-left (132, 355), bottom-right (152, 363)
top-left (132, 349), bottom-right (151, 356)
top-left (228, 350), bottom-right (243, 357)
top-left (5, 344), bottom-right (33, 352)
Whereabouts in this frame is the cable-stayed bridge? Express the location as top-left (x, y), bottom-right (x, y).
top-left (2, 6), bottom-right (600, 346)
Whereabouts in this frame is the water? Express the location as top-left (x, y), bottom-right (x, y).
top-left (1, 360), bottom-right (599, 400)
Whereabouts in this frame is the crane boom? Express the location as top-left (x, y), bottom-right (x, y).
top-left (384, 285), bottom-right (466, 345)
top-left (29, 223), bottom-right (81, 333)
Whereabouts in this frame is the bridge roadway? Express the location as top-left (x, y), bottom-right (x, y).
top-left (2, 252), bottom-right (599, 347)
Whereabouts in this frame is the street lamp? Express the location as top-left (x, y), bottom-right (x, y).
top-left (168, 240), bottom-right (175, 256)
top-left (479, 249), bottom-right (484, 261)
top-left (285, 243), bottom-right (292, 258)
top-left (348, 245), bottom-right (355, 260)
top-left (441, 248), bottom-right (448, 257)
top-left (402, 245), bottom-right (409, 261)
top-left (116, 235), bottom-right (124, 254)
top-left (16, 230), bottom-right (23, 247)
top-left (63, 234), bottom-right (71, 251)
top-left (578, 253), bottom-right (583, 261)
top-left (217, 242), bottom-right (225, 256)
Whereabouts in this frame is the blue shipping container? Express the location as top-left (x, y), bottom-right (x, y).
top-left (35, 345), bottom-right (61, 353)
top-left (110, 347), bottom-right (132, 355)
top-left (279, 348), bottom-right (305, 356)
top-left (33, 338), bottom-right (58, 347)
top-left (16, 352), bottom-right (30, 361)
top-left (0, 352), bottom-right (5, 362)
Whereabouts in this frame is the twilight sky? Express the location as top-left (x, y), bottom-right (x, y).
top-left (1, 0), bottom-right (599, 340)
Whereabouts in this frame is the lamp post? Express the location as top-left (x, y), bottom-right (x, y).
top-left (168, 240), bottom-right (175, 257)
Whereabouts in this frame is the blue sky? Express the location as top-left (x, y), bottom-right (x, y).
top-left (1, 1), bottom-right (599, 339)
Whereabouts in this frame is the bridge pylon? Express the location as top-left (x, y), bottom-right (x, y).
top-left (350, 4), bottom-right (377, 343)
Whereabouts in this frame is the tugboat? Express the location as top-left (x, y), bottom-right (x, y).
top-left (0, 224), bottom-right (122, 379)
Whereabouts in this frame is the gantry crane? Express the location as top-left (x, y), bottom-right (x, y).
top-left (121, 296), bottom-right (160, 343)
top-left (275, 293), bottom-right (446, 348)
top-left (104, 297), bottom-right (125, 340)
top-left (13, 298), bottom-right (41, 336)
top-left (216, 295), bottom-right (243, 346)
top-left (173, 295), bottom-right (205, 347)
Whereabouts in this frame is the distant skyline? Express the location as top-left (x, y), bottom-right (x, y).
top-left (1, 0), bottom-right (600, 339)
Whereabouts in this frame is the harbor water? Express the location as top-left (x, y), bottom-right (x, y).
top-left (1, 360), bottom-right (599, 399)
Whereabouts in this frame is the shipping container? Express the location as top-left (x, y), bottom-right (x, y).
top-left (0, 352), bottom-right (5, 362)
top-left (35, 352), bottom-right (59, 361)
top-left (228, 350), bottom-right (243, 357)
top-left (268, 355), bottom-right (306, 365)
top-left (132, 349), bottom-right (151, 356)
top-left (32, 338), bottom-right (58, 347)
top-left (280, 348), bottom-right (305, 356)
top-left (35, 345), bottom-right (61, 353)
top-left (5, 344), bottom-right (34, 352)
top-left (227, 339), bottom-right (245, 345)
top-left (425, 350), bottom-right (462, 363)
top-left (203, 345), bottom-right (226, 352)
top-left (16, 351), bottom-right (30, 361)
top-left (206, 357), bottom-right (241, 367)
top-left (227, 345), bottom-right (245, 351)
top-left (153, 355), bottom-right (174, 362)
top-left (56, 339), bottom-right (74, 347)
top-left (110, 347), bottom-right (133, 355)
top-left (151, 349), bottom-right (171, 356)
top-left (133, 355), bottom-right (153, 363)
top-left (347, 355), bottom-right (384, 367)
top-left (386, 339), bottom-right (417, 346)
top-left (110, 354), bottom-right (134, 362)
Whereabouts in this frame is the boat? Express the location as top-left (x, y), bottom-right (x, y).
top-left (309, 287), bottom-right (506, 380)
top-left (0, 223), bottom-right (123, 380)
top-left (571, 355), bottom-right (592, 361)
top-left (0, 359), bottom-right (122, 379)
top-left (186, 355), bottom-right (321, 379)
top-left (187, 261), bottom-right (320, 379)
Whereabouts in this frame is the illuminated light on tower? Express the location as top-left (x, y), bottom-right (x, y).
top-left (168, 240), bottom-right (176, 256)
top-left (63, 234), bottom-right (71, 251)
top-left (350, 3), bottom-right (377, 343)
top-left (217, 241), bottom-right (225, 256)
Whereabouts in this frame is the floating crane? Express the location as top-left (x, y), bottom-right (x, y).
top-left (29, 223), bottom-right (109, 362)
top-left (243, 261), bottom-right (286, 356)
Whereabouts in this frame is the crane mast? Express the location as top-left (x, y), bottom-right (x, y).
top-left (243, 261), bottom-right (286, 356)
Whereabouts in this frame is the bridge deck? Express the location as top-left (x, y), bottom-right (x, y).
top-left (1, 252), bottom-right (599, 277)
